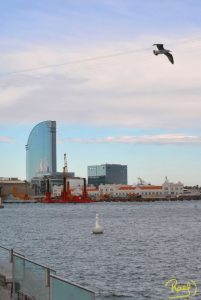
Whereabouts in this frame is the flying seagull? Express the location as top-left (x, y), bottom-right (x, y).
top-left (153, 44), bottom-right (174, 64)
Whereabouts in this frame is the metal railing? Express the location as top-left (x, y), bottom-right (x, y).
top-left (0, 245), bottom-right (95, 300)
top-left (0, 245), bottom-right (13, 277)
top-left (50, 274), bottom-right (95, 300)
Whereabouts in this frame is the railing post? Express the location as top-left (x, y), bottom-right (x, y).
top-left (12, 250), bottom-right (15, 300)
top-left (10, 248), bottom-right (13, 263)
top-left (46, 268), bottom-right (50, 287)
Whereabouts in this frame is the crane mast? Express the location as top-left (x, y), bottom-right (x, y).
top-left (63, 153), bottom-right (67, 194)
top-left (44, 153), bottom-right (92, 203)
top-left (63, 153), bottom-right (67, 176)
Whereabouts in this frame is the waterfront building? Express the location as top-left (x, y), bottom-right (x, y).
top-left (88, 177), bottom-right (185, 200)
top-left (98, 184), bottom-right (162, 199)
top-left (135, 185), bottom-right (163, 198)
top-left (0, 177), bottom-right (31, 199)
top-left (162, 176), bottom-right (183, 197)
top-left (99, 184), bottom-right (136, 199)
top-left (87, 186), bottom-right (99, 200)
top-left (26, 121), bottom-right (57, 182)
top-left (88, 164), bottom-right (127, 187)
top-left (135, 178), bottom-right (184, 198)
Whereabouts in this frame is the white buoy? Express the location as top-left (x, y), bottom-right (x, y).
top-left (92, 214), bottom-right (103, 234)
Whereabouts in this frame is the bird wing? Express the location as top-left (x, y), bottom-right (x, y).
top-left (153, 44), bottom-right (164, 50)
top-left (164, 53), bottom-right (174, 64)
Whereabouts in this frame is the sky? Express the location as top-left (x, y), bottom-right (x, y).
top-left (1, 0), bottom-right (201, 185)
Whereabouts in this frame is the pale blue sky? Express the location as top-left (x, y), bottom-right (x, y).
top-left (1, 0), bottom-right (201, 185)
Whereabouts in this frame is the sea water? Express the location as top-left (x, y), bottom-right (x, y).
top-left (0, 201), bottom-right (201, 299)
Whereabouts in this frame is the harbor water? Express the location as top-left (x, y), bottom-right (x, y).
top-left (0, 201), bottom-right (201, 299)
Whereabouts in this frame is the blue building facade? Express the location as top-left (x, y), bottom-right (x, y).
top-left (26, 121), bottom-right (57, 182)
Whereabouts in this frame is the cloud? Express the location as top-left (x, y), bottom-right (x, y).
top-left (0, 136), bottom-right (15, 143)
top-left (0, 37), bottom-right (201, 129)
top-left (60, 133), bottom-right (201, 145)
top-left (0, 86), bottom-right (37, 107)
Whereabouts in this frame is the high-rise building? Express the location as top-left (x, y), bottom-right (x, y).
top-left (26, 120), bottom-right (57, 182)
top-left (88, 164), bottom-right (127, 187)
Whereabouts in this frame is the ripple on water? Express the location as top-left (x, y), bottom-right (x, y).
top-left (0, 201), bottom-right (201, 300)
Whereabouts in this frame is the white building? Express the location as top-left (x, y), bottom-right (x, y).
top-left (52, 177), bottom-right (184, 200)
top-left (135, 185), bottom-right (163, 198)
top-left (91, 177), bottom-right (184, 200)
top-left (162, 176), bottom-right (183, 197)
top-left (99, 184), bottom-right (137, 199)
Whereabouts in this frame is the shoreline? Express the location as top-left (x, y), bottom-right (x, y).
top-left (2, 196), bottom-right (201, 204)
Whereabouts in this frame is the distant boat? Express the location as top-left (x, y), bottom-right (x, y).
top-left (92, 214), bottom-right (103, 234)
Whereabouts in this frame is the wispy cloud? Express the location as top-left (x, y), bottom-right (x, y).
top-left (61, 134), bottom-right (201, 145)
top-left (0, 136), bottom-right (15, 143)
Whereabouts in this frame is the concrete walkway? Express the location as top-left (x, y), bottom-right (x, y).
top-left (0, 285), bottom-right (11, 300)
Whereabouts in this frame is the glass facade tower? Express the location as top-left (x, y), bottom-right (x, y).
top-left (26, 121), bottom-right (57, 182)
top-left (88, 164), bottom-right (127, 187)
